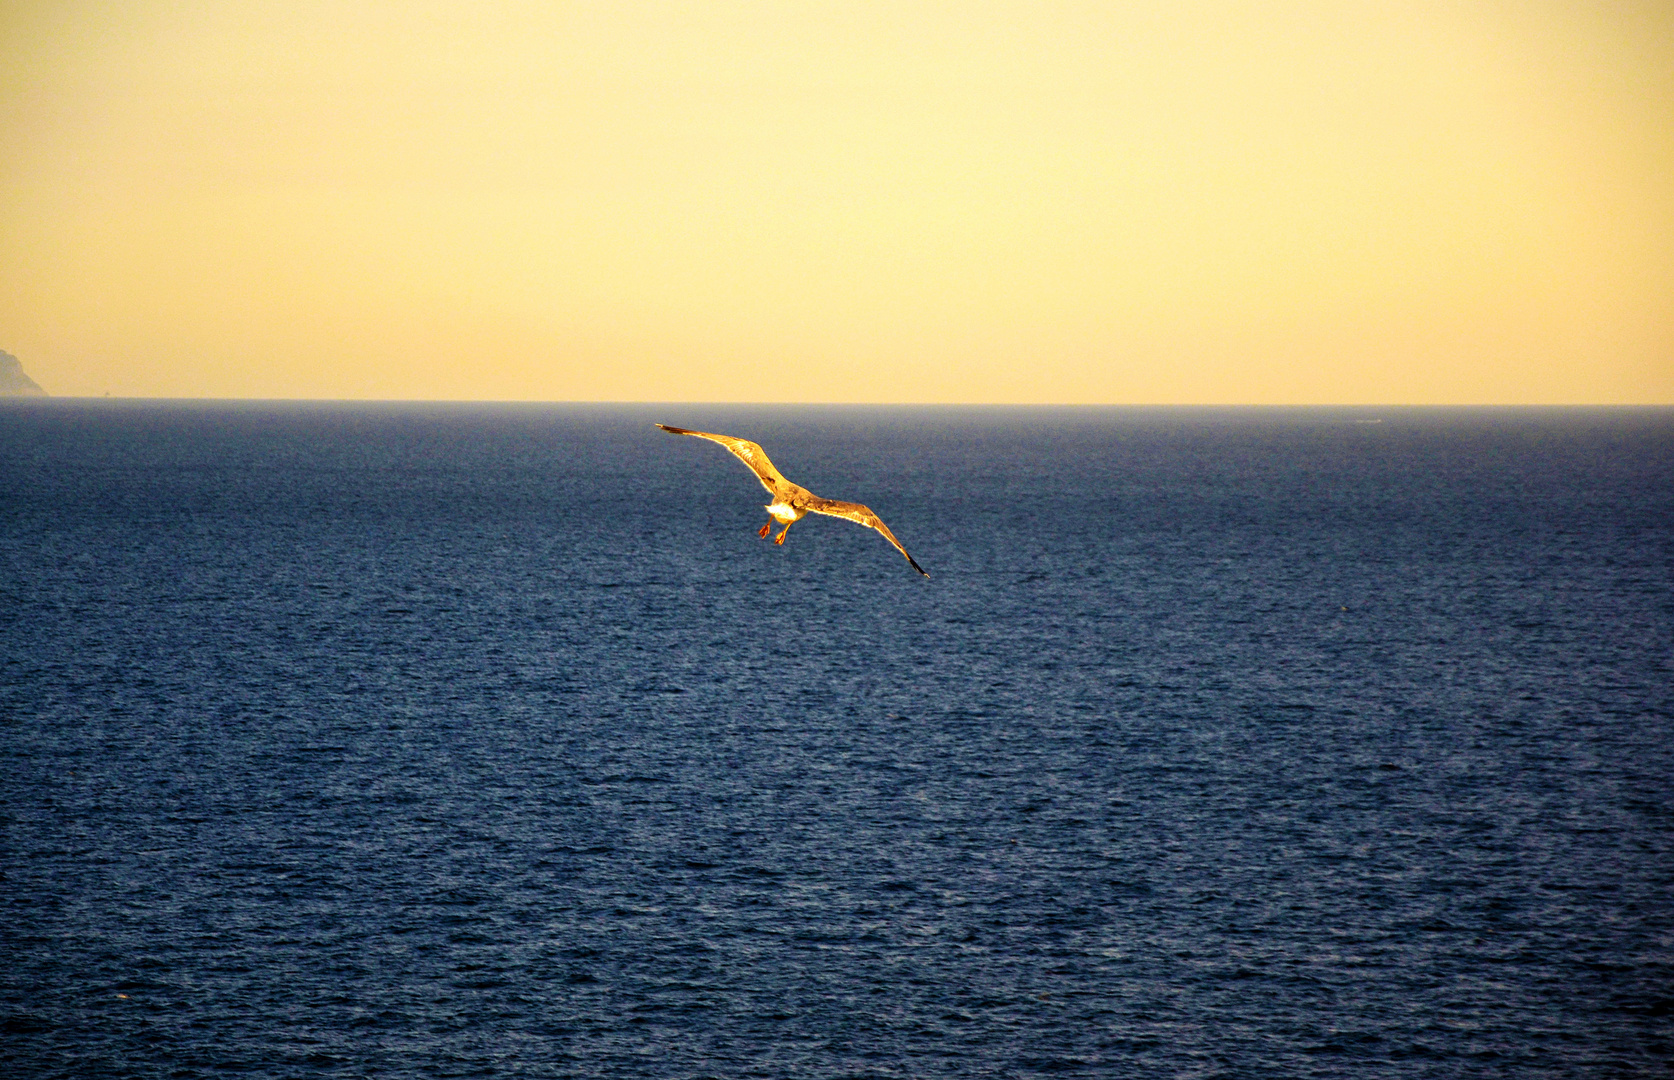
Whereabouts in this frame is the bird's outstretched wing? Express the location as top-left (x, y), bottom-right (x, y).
top-left (655, 424), bottom-right (788, 493)
top-left (806, 497), bottom-right (929, 577)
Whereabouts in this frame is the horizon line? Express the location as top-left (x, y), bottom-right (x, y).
top-left (8, 397), bottom-right (1674, 409)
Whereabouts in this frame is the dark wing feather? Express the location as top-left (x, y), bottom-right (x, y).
top-left (654, 424), bottom-right (787, 493)
top-left (805, 497), bottom-right (929, 577)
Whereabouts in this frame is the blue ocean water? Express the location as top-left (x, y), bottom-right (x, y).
top-left (2, 401), bottom-right (1671, 1078)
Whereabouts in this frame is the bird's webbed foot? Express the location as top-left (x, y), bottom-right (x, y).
top-left (758, 522), bottom-right (771, 539)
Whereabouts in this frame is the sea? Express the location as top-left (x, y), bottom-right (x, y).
top-left (2, 401), bottom-right (1670, 1078)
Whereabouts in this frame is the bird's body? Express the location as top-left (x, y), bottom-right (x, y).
top-left (654, 424), bottom-right (928, 576)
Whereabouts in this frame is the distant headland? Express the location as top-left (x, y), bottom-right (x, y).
top-left (0, 351), bottom-right (48, 396)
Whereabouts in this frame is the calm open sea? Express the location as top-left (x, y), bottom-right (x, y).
top-left (2, 401), bottom-right (1671, 1078)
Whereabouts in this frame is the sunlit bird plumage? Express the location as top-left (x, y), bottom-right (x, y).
top-left (655, 424), bottom-right (928, 577)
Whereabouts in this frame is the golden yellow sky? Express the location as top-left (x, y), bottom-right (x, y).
top-left (2, 0), bottom-right (1670, 402)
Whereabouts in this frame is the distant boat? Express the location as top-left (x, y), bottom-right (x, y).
top-left (655, 424), bottom-right (928, 577)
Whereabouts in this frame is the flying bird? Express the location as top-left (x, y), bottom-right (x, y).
top-left (655, 424), bottom-right (928, 577)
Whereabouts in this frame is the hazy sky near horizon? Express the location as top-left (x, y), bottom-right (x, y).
top-left (3, 0), bottom-right (1670, 402)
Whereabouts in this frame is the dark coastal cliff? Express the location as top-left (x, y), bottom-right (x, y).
top-left (0, 350), bottom-right (48, 396)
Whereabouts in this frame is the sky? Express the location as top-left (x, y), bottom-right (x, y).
top-left (2, 0), bottom-right (1670, 403)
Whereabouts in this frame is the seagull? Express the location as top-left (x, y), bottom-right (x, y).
top-left (655, 424), bottom-right (928, 576)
